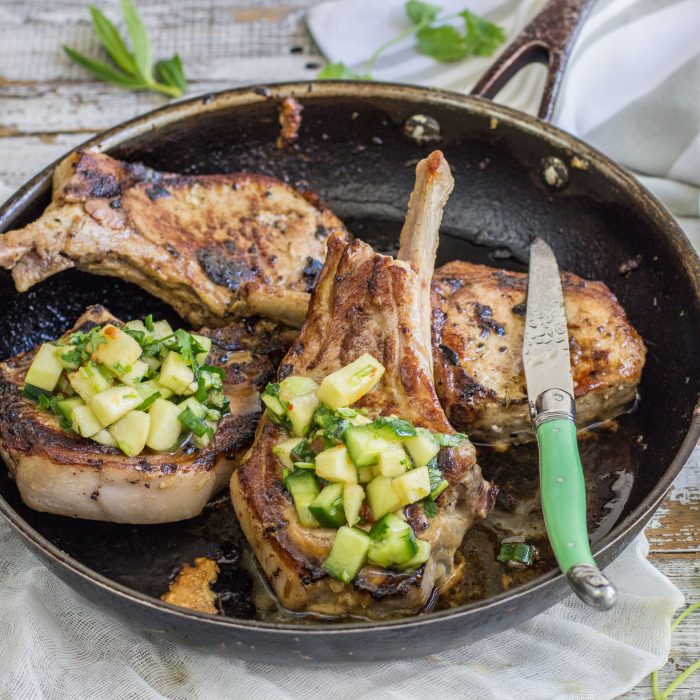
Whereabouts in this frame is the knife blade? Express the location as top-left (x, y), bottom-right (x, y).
top-left (523, 237), bottom-right (617, 610)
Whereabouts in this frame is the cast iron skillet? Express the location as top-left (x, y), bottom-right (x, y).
top-left (0, 0), bottom-right (698, 664)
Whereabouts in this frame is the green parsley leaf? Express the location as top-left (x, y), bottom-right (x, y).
top-left (63, 47), bottom-right (145, 88)
top-left (88, 4), bottom-right (139, 76)
top-left (416, 25), bottom-right (468, 62)
top-left (460, 9), bottom-right (506, 56)
top-left (317, 62), bottom-right (370, 80)
top-left (405, 0), bottom-right (441, 25)
top-left (156, 54), bottom-right (187, 93)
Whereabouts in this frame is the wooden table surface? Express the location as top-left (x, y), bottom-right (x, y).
top-left (0, 2), bottom-right (697, 698)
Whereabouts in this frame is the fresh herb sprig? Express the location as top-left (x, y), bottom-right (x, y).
top-left (64, 0), bottom-right (187, 98)
top-left (317, 0), bottom-right (505, 81)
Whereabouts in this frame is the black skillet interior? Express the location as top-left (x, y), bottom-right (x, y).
top-left (1, 85), bottom-right (699, 651)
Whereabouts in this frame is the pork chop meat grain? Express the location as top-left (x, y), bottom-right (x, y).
top-left (0, 150), bottom-right (347, 328)
top-left (431, 261), bottom-right (646, 444)
top-left (0, 306), bottom-right (296, 523)
top-left (231, 152), bottom-right (494, 618)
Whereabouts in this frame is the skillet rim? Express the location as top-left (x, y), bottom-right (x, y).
top-left (0, 80), bottom-right (698, 635)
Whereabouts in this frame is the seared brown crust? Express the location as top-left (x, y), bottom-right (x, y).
top-left (0, 150), bottom-right (348, 328)
top-left (231, 233), bottom-right (492, 618)
top-left (0, 306), bottom-right (295, 522)
top-left (431, 261), bottom-right (647, 443)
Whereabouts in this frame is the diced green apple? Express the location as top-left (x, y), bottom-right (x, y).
top-left (403, 427), bottom-right (440, 467)
top-left (158, 351), bottom-right (194, 394)
top-left (93, 324), bottom-right (142, 368)
top-left (392, 466), bottom-right (431, 505)
top-left (68, 363), bottom-right (111, 403)
top-left (71, 404), bottom-right (102, 437)
top-left (90, 386), bottom-right (142, 427)
top-left (314, 445), bottom-right (358, 484)
top-left (316, 353), bottom-right (385, 409)
top-left (109, 410), bottom-right (151, 456)
top-left (146, 398), bottom-right (183, 451)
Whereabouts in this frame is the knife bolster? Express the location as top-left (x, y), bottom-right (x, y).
top-left (531, 388), bottom-right (576, 428)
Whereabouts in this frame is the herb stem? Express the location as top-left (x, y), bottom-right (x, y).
top-left (365, 23), bottom-right (424, 74)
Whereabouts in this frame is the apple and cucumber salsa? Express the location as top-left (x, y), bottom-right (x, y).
top-left (261, 353), bottom-right (467, 585)
top-left (22, 315), bottom-right (229, 456)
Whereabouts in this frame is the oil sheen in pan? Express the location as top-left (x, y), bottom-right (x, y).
top-left (0, 229), bottom-right (644, 621)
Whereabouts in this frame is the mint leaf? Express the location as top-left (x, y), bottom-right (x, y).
top-left (423, 500), bottom-right (438, 518)
top-left (317, 62), bottom-right (371, 80)
top-left (416, 25), bottom-right (469, 62)
top-left (120, 0), bottom-right (152, 82)
top-left (63, 47), bottom-right (145, 88)
top-left (405, 0), bottom-right (441, 25)
top-left (156, 54), bottom-right (187, 93)
top-left (88, 5), bottom-right (139, 76)
top-left (460, 10), bottom-right (506, 56)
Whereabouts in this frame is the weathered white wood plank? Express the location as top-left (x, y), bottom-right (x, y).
top-left (0, 0), bottom-right (321, 82)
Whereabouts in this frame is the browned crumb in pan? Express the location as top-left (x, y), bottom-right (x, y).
top-left (161, 557), bottom-right (220, 614)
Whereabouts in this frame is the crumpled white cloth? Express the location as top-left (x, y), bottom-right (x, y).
top-left (308, 0), bottom-right (700, 249)
top-left (0, 520), bottom-right (684, 700)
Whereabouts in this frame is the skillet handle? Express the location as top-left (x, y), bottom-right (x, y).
top-left (470, 0), bottom-right (596, 122)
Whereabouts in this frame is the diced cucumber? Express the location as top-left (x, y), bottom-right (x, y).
top-left (142, 355), bottom-right (162, 373)
top-left (279, 376), bottom-right (320, 437)
top-left (71, 404), bottom-right (102, 438)
top-left (68, 363), bottom-right (112, 403)
top-left (90, 386), bottom-right (142, 427)
top-left (116, 359), bottom-right (149, 386)
top-left (93, 324), bottom-right (142, 369)
top-left (375, 443), bottom-right (410, 478)
top-left (403, 427), bottom-right (440, 467)
top-left (91, 428), bottom-right (117, 447)
top-left (366, 475), bottom-right (401, 521)
top-left (146, 398), bottom-right (183, 451)
top-left (55, 373), bottom-right (76, 397)
top-left (367, 513), bottom-right (418, 567)
top-left (357, 465), bottom-right (374, 484)
top-left (272, 437), bottom-right (304, 469)
top-left (124, 319), bottom-right (148, 334)
top-left (344, 426), bottom-right (391, 467)
top-left (398, 539), bottom-right (431, 571)
top-left (178, 397), bottom-right (207, 418)
top-left (314, 445), bottom-right (358, 484)
top-left (193, 419), bottom-right (218, 448)
top-left (309, 483), bottom-right (345, 528)
top-left (158, 351), bottom-right (194, 394)
top-left (55, 396), bottom-right (84, 423)
top-left (25, 344), bottom-right (64, 391)
top-left (316, 353), bottom-right (385, 410)
top-left (135, 379), bottom-right (172, 401)
top-left (191, 334), bottom-right (212, 364)
top-left (349, 413), bottom-right (372, 427)
top-left (343, 484), bottom-right (365, 526)
top-left (109, 410), bottom-right (151, 456)
top-left (322, 526), bottom-right (371, 584)
top-left (285, 470), bottom-right (320, 528)
top-left (261, 393), bottom-right (286, 417)
top-left (392, 466), bottom-right (431, 506)
top-left (152, 319), bottom-right (173, 340)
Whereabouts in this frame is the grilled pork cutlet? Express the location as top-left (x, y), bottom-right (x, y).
top-left (231, 152), bottom-right (494, 618)
top-left (432, 261), bottom-right (646, 444)
top-left (0, 306), bottom-right (295, 523)
top-left (0, 150), bottom-right (347, 328)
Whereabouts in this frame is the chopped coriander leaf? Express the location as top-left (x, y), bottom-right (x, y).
top-left (369, 416), bottom-right (417, 437)
top-left (290, 438), bottom-right (315, 464)
top-left (123, 328), bottom-right (146, 345)
top-left (201, 364), bottom-right (225, 379)
top-left (264, 382), bottom-right (281, 397)
top-left (61, 348), bottom-right (87, 367)
top-left (423, 500), bottom-right (438, 518)
top-left (433, 432), bottom-right (467, 447)
top-left (22, 384), bottom-right (53, 402)
top-left (194, 375), bottom-right (208, 403)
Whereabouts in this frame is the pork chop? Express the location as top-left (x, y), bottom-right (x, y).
top-left (431, 261), bottom-right (646, 444)
top-left (0, 306), bottom-right (295, 523)
top-left (231, 152), bottom-right (494, 618)
top-left (0, 150), bottom-right (347, 328)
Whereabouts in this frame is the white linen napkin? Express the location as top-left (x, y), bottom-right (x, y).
top-left (308, 0), bottom-right (700, 249)
top-left (0, 517), bottom-right (684, 699)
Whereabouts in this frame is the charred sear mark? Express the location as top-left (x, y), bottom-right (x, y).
top-left (474, 303), bottom-right (505, 337)
top-left (302, 256), bottom-right (323, 292)
top-left (71, 169), bottom-right (122, 199)
top-left (314, 225), bottom-right (329, 240)
top-left (197, 247), bottom-right (255, 291)
top-left (511, 302), bottom-right (527, 317)
top-left (145, 184), bottom-right (171, 201)
top-left (439, 344), bottom-right (460, 366)
top-left (165, 243), bottom-right (180, 258)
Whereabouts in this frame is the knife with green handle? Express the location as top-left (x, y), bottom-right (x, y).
top-left (523, 238), bottom-right (617, 610)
